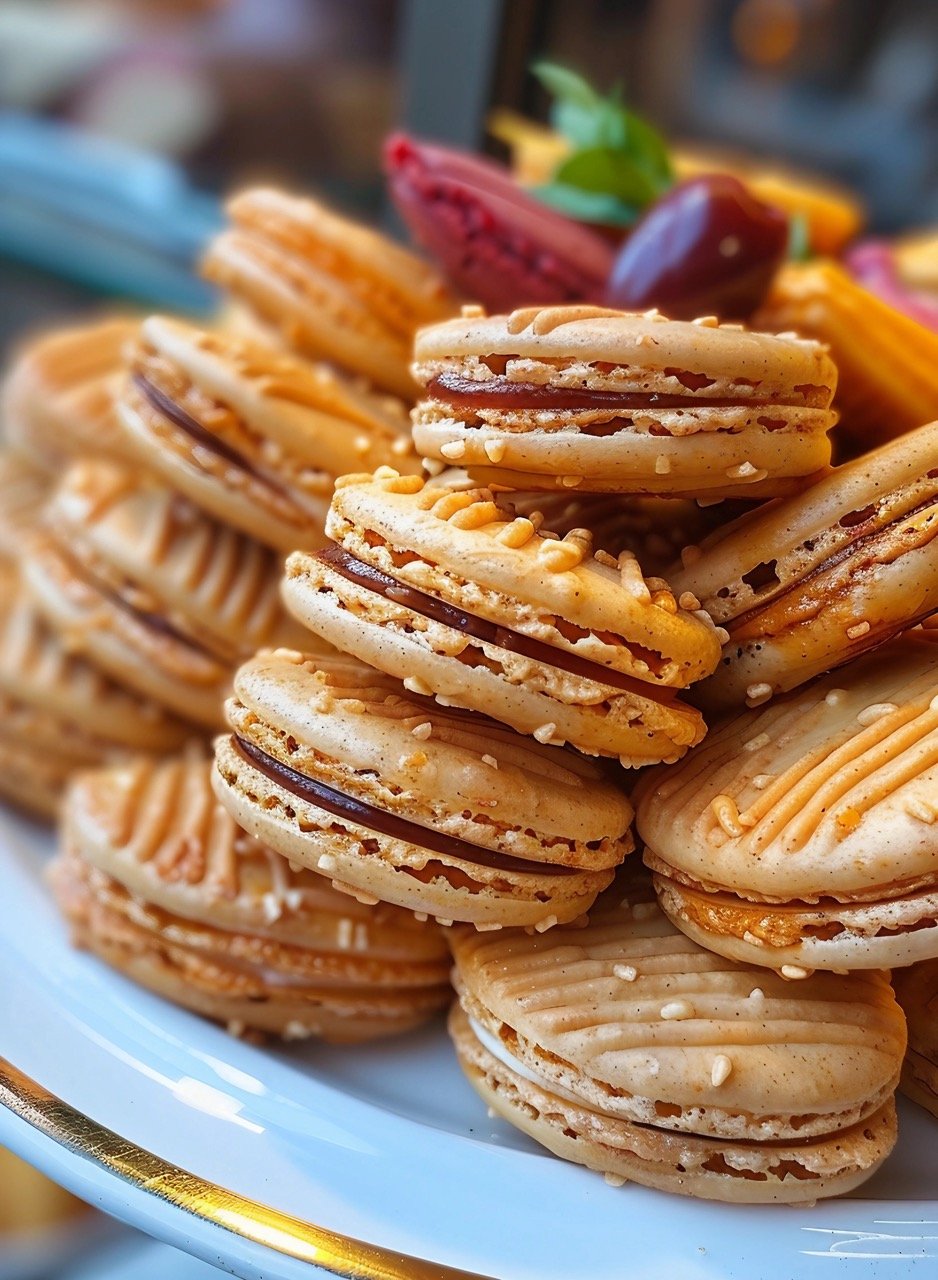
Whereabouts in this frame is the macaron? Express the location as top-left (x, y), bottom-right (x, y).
top-left (383, 133), bottom-right (615, 313)
top-left (22, 460), bottom-right (311, 727)
top-left (282, 468), bottom-right (722, 767)
top-left (2, 316), bottom-right (136, 472)
top-left (671, 420), bottom-right (938, 711)
top-left (0, 561), bottom-right (191, 818)
top-left (117, 315), bottom-right (417, 552)
top-left (201, 187), bottom-right (456, 399)
top-left (637, 633), bottom-right (938, 972)
top-left (0, 451), bottom-right (49, 558)
top-left (892, 961), bottom-right (938, 1118)
top-left (52, 756), bottom-right (453, 1042)
top-left (213, 648), bottom-right (634, 929)
top-left (410, 304), bottom-right (838, 498)
top-left (449, 887), bottom-right (904, 1203)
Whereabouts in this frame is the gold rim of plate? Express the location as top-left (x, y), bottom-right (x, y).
top-left (0, 1054), bottom-right (490, 1280)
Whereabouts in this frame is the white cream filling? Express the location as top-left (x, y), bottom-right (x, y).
top-left (468, 1015), bottom-right (588, 1107)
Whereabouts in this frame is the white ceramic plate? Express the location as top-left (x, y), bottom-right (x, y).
top-left (1, 808), bottom-right (936, 1280)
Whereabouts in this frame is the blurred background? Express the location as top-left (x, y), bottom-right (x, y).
top-left (1, 0), bottom-right (937, 1274)
top-left (1, 0), bottom-right (937, 354)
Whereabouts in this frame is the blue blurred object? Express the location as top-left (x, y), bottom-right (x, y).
top-left (0, 113), bottom-right (221, 313)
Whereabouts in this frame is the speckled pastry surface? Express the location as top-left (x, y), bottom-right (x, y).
top-left (201, 187), bottom-right (456, 399)
top-left (672, 420), bottom-right (938, 711)
top-left (283, 468), bottom-right (721, 767)
top-left (52, 756), bottom-right (453, 1041)
top-left (636, 634), bottom-right (938, 971)
top-left (212, 648), bottom-right (634, 929)
top-left (892, 960), bottom-right (938, 1118)
top-left (117, 315), bottom-right (418, 551)
top-left (20, 460), bottom-right (312, 727)
top-left (2, 316), bottom-right (136, 471)
top-left (411, 305), bottom-right (837, 497)
top-left (448, 889), bottom-right (904, 1202)
top-left (0, 452), bottom-right (49, 559)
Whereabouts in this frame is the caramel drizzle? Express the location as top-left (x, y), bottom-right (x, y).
top-left (233, 735), bottom-right (580, 877)
top-left (318, 546), bottom-right (683, 707)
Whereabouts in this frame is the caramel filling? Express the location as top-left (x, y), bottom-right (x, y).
top-left (133, 373), bottom-right (296, 505)
top-left (233, 735), bottom-right (580, 876)
top-left (426, 373), bottom-right (775, 412)
top-left (318, 546), bottom-right (682, 704)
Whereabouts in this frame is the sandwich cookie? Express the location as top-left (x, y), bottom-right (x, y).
top-left (449, 890), bottom-right (904, 1203)
top-left (671, 420), bottom-right (938, 710)
top-left (2, 316), bottom-right (136, 471)
top-left (892, 961), bottom-right (938, 1118)
top-left (637, 633), bottom-right (938, 972)
top-left (52, 757), bottom-right (452, 1041)
top-left (22, 461), bottom-right (311, 727)
top-left (117, 315), bottom-right (417, 552)
top-left (283, 469), bottom-right (721, 767)
top-left (411, 305), bottom-right (837, 498)
top-left (0, 452), bottom-right (49, 558)
top-left (213, 649), bottom-right (634, 929)
top-left (0, 562), bottom-right (191, 818)
top-left (201, 187), bottom-right (456, 399)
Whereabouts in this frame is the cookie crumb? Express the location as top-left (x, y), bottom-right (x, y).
top-left (440, 440), bottom-right (467, 460)
top-left (846, 620), bottom-right (871, 640)
top-left (534, 914), bottom-right (558, 933)
top-left (906, 797), bottom-right (937, 824)
top-left (660, 1000), bottom-right (695, 1020)
top-left (745, 682), bottom-right (773, 706)
top-left (678, 591), bottom-right (701, 611)
top-left (780, 964), bottom-right (812, 980)
top-left (533, 722), bottom-right (557, 743)
top-left (403, 675), bottom-right (434, 696)
top-left (857, 701), bottom-right (897, 725)
top-left (613, 964), bottom-right (638, 982)
top-left (481, 754), bottom-right (498, 769)
top-left (603, 1173), bottom-right (628, 1187)
top-left (411, 721), bottom-right (433, 740)
top-left (711, 1054), bottom-right (733, 1087)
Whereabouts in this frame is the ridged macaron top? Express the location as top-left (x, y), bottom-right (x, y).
top-left (228, 648), bottom-right (634, 867)
top-left (2, 316), bottom-right (136, 471)
top-left (451, 892), bottom-right (905, 1137)
top-left (672, 420), bottom-right (938, 626)
top-left (46, 460), bottom-right (307, 661)
top-left (0, 452), bottom-right (48, 558)
top-left (63, 755), bottom-right (450, 960)
top-left (0, 563), bottom-right (190, 752)
top-left (128, 315), bottom-right (418, 481)
top-left (202, 188), bottom-right (456, 398)
top-left (636, 634), bottom-right (938, 901)
top-left (321, 468), bottom-right (723, 689)
top-left (413, 305), bottom-right (838, 403)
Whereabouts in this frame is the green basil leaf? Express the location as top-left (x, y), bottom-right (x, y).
top-left (530, 61), bottom-right (599, 112)
top-left (787, 211), bottom-right (810, 261)
top-left (555, 147), bottom-right (660, 207)
top-left (531, 181), bottom-right (640, 227)
top-left (623, 112), bottom-right (673, 183)
top-left (553, 98), bottom-right (605, 149)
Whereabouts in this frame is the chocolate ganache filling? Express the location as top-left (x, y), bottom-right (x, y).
top-left (233, 736), bottom-right (582, 875)
top-left (426, 372), bottom-right (773, 412)
top-left (318, 545), bottom-right (682, 700)
top-left (133, 373), bottom-right (303, 508)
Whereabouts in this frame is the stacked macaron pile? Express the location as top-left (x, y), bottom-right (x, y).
top-left (0, 191), bottom-right (457, 816)
top-left (0, 134), bottom-right (930, 1207)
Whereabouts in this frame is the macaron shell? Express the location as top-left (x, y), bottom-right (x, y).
top-left (635, 634), bottom-right (938, 903)
top-left (2, 316), bottom-right (136, 472)
top-left (413, 307), bottom-right (837, 392)
top-left (48, 460), bottom-right (309, 661)
top-left (672, 420), bottom-right (938, 707)
top-left (0, 453), bottom-right (49, 558)
top-left (0, 574), bottom-right (191, 753)
top-left (22, 535), bottom-right (226, 728)
top-left (893, 960), bottom-right (938, 1117)
top-left (324, 472), bottom-right (722, 686)
top-left (55, 757), bottom-right (452, 1042)
top-left (451, 1005), bottom-right (897, 1204)
top-left (202, 188), bottom-right (456, 399)
top-left (284, 549), bottom-right (706, 766)
top-left (450, 896), bottom-right (904, 1133)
